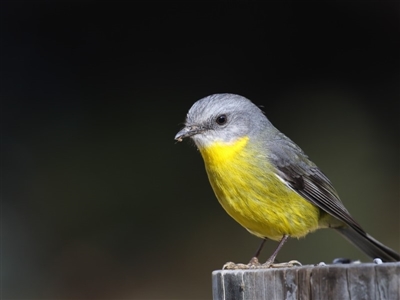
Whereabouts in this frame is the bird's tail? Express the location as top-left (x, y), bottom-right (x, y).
top-left (335, 227), bottom-right (400, 262)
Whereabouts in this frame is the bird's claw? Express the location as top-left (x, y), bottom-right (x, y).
top-left (265, 260), bottom-right (302, 268)
top-left (223, 257), bottom-right (261, 270)
top-left (222, 258), bottom-right (302, 270)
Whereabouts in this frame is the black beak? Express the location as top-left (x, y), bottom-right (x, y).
top-left (174, 125), bottom-right (205, 142)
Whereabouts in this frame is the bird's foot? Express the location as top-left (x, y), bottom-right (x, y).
top-left (222, 258), bottom-right (302, 270)
top-left (222, 257), bottom-right (261, 270)
top-left (261, 260), bottom-right (302, 268)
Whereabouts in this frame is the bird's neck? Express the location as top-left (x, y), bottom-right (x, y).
top-left (198, 136), bottom-right (250, 167)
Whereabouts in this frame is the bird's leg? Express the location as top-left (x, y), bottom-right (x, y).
top-left (263, 234), bottom-right (289, 265)
top-left (223, 239), bottom-right (265, 270)
top-left (247, 238), bottom-right (266, 266)
top-left (261, 235), bottom-right (301, 268)
top-left (254, 238), bottom-right (267, 258)
top-left (222, 235), bottom-right (301, 269)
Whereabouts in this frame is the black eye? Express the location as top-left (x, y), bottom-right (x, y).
top-left (216, 114), bottom-right (227, 125)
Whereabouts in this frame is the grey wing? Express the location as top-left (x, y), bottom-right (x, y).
top-left (268, 134), bottom-right (366, 235)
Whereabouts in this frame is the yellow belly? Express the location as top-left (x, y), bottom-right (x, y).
top-left (199, 137), bottom-right (320, 241)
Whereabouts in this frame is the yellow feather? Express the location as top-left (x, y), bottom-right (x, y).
top-left (198, 137), bottom-right (321, 241)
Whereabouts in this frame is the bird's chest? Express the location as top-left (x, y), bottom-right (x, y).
top-left (199, 141), bottom-right (320, 240)
top-left (200, 142), bottom-right (274, 226)
top-left (203, 149), bottom-right (275, 218)
top-left (199, 139), bottom-right (261, 209)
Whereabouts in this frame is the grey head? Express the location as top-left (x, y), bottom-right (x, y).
top-left (175, 93), bottom-right (273, 149)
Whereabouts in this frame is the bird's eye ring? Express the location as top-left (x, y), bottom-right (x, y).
top-left (216, 114), bottom-right (227, 125)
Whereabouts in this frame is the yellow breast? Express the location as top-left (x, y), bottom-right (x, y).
top-left (198, 137), bottom-right (320, 241)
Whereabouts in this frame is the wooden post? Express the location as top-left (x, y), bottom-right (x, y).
top-left (212, 262), bottom-right (400, 300)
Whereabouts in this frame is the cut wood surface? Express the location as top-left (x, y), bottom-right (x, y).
top-left (212, 262), bottom-right (400, 300)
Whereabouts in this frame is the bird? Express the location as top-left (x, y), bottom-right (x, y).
top-left (175, 93), bottom-right (399, 268)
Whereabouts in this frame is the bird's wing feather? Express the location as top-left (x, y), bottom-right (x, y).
top-left (268, 133), bottom-right (365, 235)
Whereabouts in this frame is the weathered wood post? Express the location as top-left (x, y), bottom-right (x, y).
top-left (212, 262), bottom-right (400, 300)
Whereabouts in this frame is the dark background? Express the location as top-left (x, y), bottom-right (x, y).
top-left (2, 1), bottom-right (399, 299)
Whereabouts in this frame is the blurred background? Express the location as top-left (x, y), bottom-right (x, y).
top-left (1, 2), bottom-right (399, 299)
